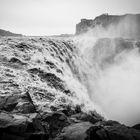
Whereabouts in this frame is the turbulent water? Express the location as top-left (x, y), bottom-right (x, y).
top-left (75, 36), bottom-right (140, 126)
top-left (0, 37), bottom-right (93, 113)
top-left (0, 36), bottom-right (140, 126)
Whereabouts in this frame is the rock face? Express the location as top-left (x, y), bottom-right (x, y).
top-left (0, 29), bottom-right (22, 36)
top-left (76, 14), bottom-right (140, 38)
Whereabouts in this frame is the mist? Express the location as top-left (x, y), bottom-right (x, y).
top-left (73, 15), bottom-right (140, 126)
top-left (92, 49), bottom-right (140, 126)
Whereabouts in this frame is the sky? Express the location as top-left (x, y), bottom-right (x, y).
top-left (0, 0), bottom-right (140, 36)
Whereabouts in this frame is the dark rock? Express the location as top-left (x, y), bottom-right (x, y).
top-left (132, 124), bottom-right (140, 131)
top-left (0, 92), bottom-right (36, 114)
top-left (75, 105), bottom-right (82, 113)
top-left (42, 112), bottom-right (70, 137)
top-left (0, 133), bottom-right (25, 140)
top-left (39, 73), bottom-right (64, 91)
top-left (26, 132), bottom-right (49, 140)
top-left (61, 105), bottom-right (76, 116)
top-left (71, 112), bottom-right (102, 124)
top-left (54, 122), bottom-right (93, 140)
top-left (0, 112), bottom-right (29, 133)
top-left (17, 92), bottom-right (36, 114)
top-left (86, 124), bottom-right (104, 140)
top-left (16, 102), bottom-right (35, 114)
top-left (0, 112), bottom-right (49, 140)
top-left (28, 68), bottom-right (65, 91)
top-left (50, 105), bottom-right (58, 112)
top-left (86, 122), bottom-right (140, 140)
top-left (102, 120), bottom-right (120, 126)
top-left (54, 120), bottom-right (140, 140)
top-left (0, 95), bottom-right (19, 111)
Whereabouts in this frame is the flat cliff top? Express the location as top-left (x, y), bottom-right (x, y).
top-left (76, 14), bottom-right (140, 39)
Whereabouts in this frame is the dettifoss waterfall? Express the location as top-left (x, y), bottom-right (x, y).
top-left (1, 35), bottom-right (140, 127)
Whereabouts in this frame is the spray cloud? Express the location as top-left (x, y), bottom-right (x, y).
top-left (74, 14), bottom-right (140, 126)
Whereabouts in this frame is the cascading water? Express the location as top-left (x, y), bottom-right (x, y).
top-left (0, 34), bottom-right (140, 127)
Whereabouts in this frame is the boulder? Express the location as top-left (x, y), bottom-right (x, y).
top-left (87, 121), bottom-right (140, 140)
top-left (71, 112), bottom-right (102, 124)
top-left (42, 111), bottom-right (70, 138)
top-left (0, 111), bottom-right (49, 140)
top-left (0, 92), bottom-right (36, 114)
top-left (54, 122), bottom-right (93, 140)
top-left (132, 124), bottom-right (140, 131)
top-left (54, 120), bottom-right (140, 140)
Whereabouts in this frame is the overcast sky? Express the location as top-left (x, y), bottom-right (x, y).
top-left (0, 0), bottom-right (140, 35)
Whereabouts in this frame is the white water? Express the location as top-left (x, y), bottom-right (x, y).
top-left (1, 25), bottom-right (140, 126)
top-left (73, 34), bottom-right (140, 126)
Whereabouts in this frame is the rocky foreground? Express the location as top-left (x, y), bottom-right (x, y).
top-left (0, 37), bottom-right (140, 140)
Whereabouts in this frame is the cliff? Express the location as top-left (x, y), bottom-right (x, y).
top-left (76, 14), bottom-right (140, 38)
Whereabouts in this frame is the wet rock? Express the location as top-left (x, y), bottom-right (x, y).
top-left (74, 105), bottom-right (82, 113)
top-left (54, 122), bottom-right (93, 140)
top-left (0, 112), bottom-right (30, 134)
top-left (0, 95), bottom-right (19, 111)
top-left (102, 120), bottom-right (120, 126)
top-left (39, 73), bottom-right (64, 91)
top-left (0, 92), bottom-right (36, 114)
top-left (61, 105), bottom-right (76, 116)
top-left (86, 121), bottom-right (140, 140)
top-left (42, 111), bottom-right (70, 138)
top-left (28, 68), bottom-right (65, 91)
top-left (16, 92), bottom-right (36, 114)
top-left (132, 124), bottom-right (140, 131)
top-left (0, 112), bottom-right (49, 140)
top-left (54, 119), bottom-right (140, 140)
top-left (26, 132), bottom-right (49, 140)
top-left (71, 112), bottom-right (102, 124)
top-left (16, 102), bottom-right (35, 114)
top-left (0, 133), bottom-right (25, 140)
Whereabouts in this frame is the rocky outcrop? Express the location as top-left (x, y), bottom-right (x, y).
top-left (76, 14), bottom-right (140, 38)
top-left (55, 120), bottom-right (140, 140)
top-left (1, 96), bottom-right (140, 140)
top-left (76, 18), bottom-right (94, 35)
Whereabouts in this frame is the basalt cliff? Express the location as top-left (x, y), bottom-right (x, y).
top-left (76, 14), bottom-right (140, 39)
